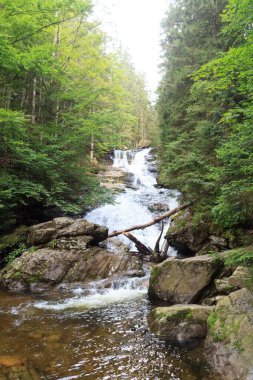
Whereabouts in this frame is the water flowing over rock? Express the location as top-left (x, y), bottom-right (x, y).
top-left (148, 255), bottom-right (221, 303)
top-left (148, 305), bottom-right (213, 342)
top-left (86, 148), bottom-right (178, 251)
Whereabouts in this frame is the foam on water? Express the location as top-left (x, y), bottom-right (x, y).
top-left (34, 277), bottom-right (148, 311)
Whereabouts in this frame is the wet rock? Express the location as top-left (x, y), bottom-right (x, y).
top-left (148, 305), bottom-right (213, 342)
top-left (228, 266), bottom-right (252, 290)
top-left (0, 355), bottom-right (22, 367)
top-left (100, 182), bottom-right (125, 192)
top-left (205, 288), bottom-right (253, 380)
top-left (0, 247), bottom-right (143, 291)
top-left (148, 255), bottom-right (221, 303)
top-left (47, 334), bottom-right (61, 343)
top-left (148, 203), bottom-right (169, 213)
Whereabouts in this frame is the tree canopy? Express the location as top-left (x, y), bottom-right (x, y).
top-left (0, 0), bottom-right (157, 232)
top-left (157, 0), bottom-right (253, 233)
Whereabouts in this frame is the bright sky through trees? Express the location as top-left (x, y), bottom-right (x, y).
top-left (93, 0), bottom-right (169, 95)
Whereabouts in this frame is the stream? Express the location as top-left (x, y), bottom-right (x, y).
top-left (0, 149), bottom-right (218, 379)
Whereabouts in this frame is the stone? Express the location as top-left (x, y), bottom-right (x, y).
top-left (54, 235), bottom-right (94, 250)
top-left (0, 355), bottom-right (22, 367)
top-left (28, 221), bottom-right (55, 245)
top-left (215, 278), bottom-right (236, 295)
top-left (148, 304), bottom-right (213, 342)
top-left (202, 296), bottom-right (224, 306)
top-left (0, 247), bottom-right (143, 291)
top-left (205, 288), bottom-right (253, 380)
top-left (228, 266), bottom-right (252, 290)
top-left (27, 218), bottom-right (108, 246)
top-left (165, 210), bottom-right (208, 256)
top-left (165, 210), bottom-right (229, 256)
top-left (148, 255), bottom-right (221, 303)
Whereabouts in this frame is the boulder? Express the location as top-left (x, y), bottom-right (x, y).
top-left (27, 217), bottom-right (108, 246)
top-left (0, 246), bottom-right (143, 292)
top-left (228, 266), bottom-right (252, 290)
top-left (148, 255), bottom-right (221, 303)
top-left (165, 210), bottom-right (229, 255)
top-left (214, 278), bottom-right (236, 295)
top-left (148, 304), bottom-right (213, 342)
top-left (205, 288), bottom-right (253, 380)
top-left (165, 210), bottom-right (209, 256)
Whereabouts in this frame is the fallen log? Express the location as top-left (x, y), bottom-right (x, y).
top-left (123, 232), bottom-right (153, 256)
top-left (108, 203), bottom-right (191, 238)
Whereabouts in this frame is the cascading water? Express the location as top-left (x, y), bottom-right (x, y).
top-left (0, 148), bottom-right (218, 379)
top-left (86, 148), bottom-right (178, 251)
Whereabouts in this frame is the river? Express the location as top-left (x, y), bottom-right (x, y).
top-left (0, 149), bottom-right (218, 379)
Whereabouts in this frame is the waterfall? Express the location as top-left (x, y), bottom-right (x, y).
top-left (86, 148), bottom-right (178, 251)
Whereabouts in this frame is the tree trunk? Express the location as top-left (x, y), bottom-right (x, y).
top-left (108, 203), bottom-right (191, 238)
top-left (31, 76), bottom-right (36, 124)
top-left (123, 232), bottom-right (153, 256)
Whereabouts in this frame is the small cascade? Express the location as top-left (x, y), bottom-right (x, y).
top-left (34, 275), bottom-right (149, 311)
top-left (113, 149), bottom-right (130, 170)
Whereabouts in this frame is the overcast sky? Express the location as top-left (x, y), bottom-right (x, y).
top-left (92, 0), bottom-right (169, 96)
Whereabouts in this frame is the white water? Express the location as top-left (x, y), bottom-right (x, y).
top-left (86, 148), bottom-right (178, 250)
top-left (34, 276), bottom-right (148, 311)
top-left (35, 148), bottom-right (178, 312)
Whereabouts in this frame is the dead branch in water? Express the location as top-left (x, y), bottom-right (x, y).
top-left (123, 232), bottom-right (153, 256)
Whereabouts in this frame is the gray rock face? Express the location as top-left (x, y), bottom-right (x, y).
top-left (28, 217), bottom-right (108, 246)
top-left (214, 278), bottom-right (236, 295)
top-left (205, 288), bottom-right (253, 380)
top-left (148, 255), bottom-right (220, 303)
top-left (165, 210), bottom-right (229, 255)
top-left (0, 217), bottom-right (144, 292)
top-left (0, 247), bottom-right (143, 292)
top-left (228, 266), bottom-right (252, 290)
top-left (148, 304), bottom-right (213, 342)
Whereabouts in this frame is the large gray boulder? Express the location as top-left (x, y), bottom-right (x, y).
top-left (0, 246), bottom-right (143, 292)
top-left (205, 288), bottom-right (253, 380)
top-left (28, 217), bottom-right (108, 246)
top-left (148, 304), bottom-right (213, 342)
top-left (148, 255), bottom-right (221, 303)
top-left (0, 217), bottom-right (144, 292)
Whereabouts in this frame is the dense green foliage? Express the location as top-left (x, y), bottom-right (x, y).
top-left (0, 0), bottom-right (156, 232)
top-left (158, 0), bottom-right (253, 233)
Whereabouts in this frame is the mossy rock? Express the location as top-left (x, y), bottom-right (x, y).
top-left (148, 304), bottom-right (213, 342)
top-left (205, 288), bottom-right (253, 380)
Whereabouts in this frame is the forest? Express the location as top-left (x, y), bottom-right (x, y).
top-left (158, 0), bottom-right (253, 239)
top-left (0, 1), bottom-right (253, 379)
top-left (0, 0), bottom-right (158, 234)
top-left (0, 0), bottom-right (253, 241)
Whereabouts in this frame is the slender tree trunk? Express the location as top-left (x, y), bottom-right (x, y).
top-left (90, 135), bottom-right (94, 163)
top-left (31, 76), bottom-right (37, 124)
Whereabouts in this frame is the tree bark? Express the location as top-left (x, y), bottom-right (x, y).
top-left (123, 232), bottom-right (153, 256)
top-left (108, 203), bottom-right (191, 238)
